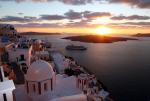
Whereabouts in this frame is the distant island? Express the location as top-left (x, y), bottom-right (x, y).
top-left (63, 35), bottom-right (137, 43)
top-left (19, 32), bottom-right (61, 35)
top-left (133, 33), bottom-right (150, 37)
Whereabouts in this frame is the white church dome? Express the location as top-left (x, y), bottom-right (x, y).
top-left (26, 60), bottom-right (55, 81)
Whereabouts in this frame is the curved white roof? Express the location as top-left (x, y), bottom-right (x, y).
top-left (26, 60), bottom-right (54, 81)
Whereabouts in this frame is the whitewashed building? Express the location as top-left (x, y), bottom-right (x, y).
top-left (13, 59), bottom-right (87, 101)
top-left (6, 44), bottom-right (32, 68)
top-left (0, 66), bottom-right (15, 101)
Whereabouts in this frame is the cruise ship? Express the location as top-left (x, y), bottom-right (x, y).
top-left (0, 24), bottom-right (113, 101)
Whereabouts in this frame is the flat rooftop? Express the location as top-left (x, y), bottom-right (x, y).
top-left (0, 80), bottom-right (15, 92)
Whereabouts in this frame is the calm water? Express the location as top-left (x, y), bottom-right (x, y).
top-left (26, 35), bottom-right (150, 101)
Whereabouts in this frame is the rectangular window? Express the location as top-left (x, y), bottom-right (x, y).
top-left (20, 55), bottom-right (25, 61)
top-left (44, 83), bottom-right (47, 91)
top-left (33, 84), bottom-right (36, 92)
top-left (3, 93), bottom-right (7, 101)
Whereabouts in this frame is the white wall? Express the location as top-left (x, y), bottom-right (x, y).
top-left (0, 80), bottom-right (15, 101)
top-left (8, 49), bottom-right (28, 62)
top-left (0, 93), bottom-right (12, 101)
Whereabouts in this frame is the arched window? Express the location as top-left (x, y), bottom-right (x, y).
top-left (33, 84), bottom-right (36, 92)
top-left (51, 79), bottom-right (53, 90)
top-left (44, 83), bottom-right (47, 91)
top-left (38, 82), bottom-right (41, 95)
top-left (26, 81), bottom-right (29, 93)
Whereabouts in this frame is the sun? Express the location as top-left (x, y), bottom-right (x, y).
top-left (95, 27), bottom-right (112, 35)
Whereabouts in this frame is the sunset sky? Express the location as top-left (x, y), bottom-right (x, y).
top-left (0, 0), bottom-right (150, 35)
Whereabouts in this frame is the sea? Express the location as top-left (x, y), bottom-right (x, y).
top-left (25, 34), bottom-right (150, 101)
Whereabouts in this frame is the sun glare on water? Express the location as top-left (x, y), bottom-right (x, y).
top-left (95, 27), bottom-right (112, 35)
